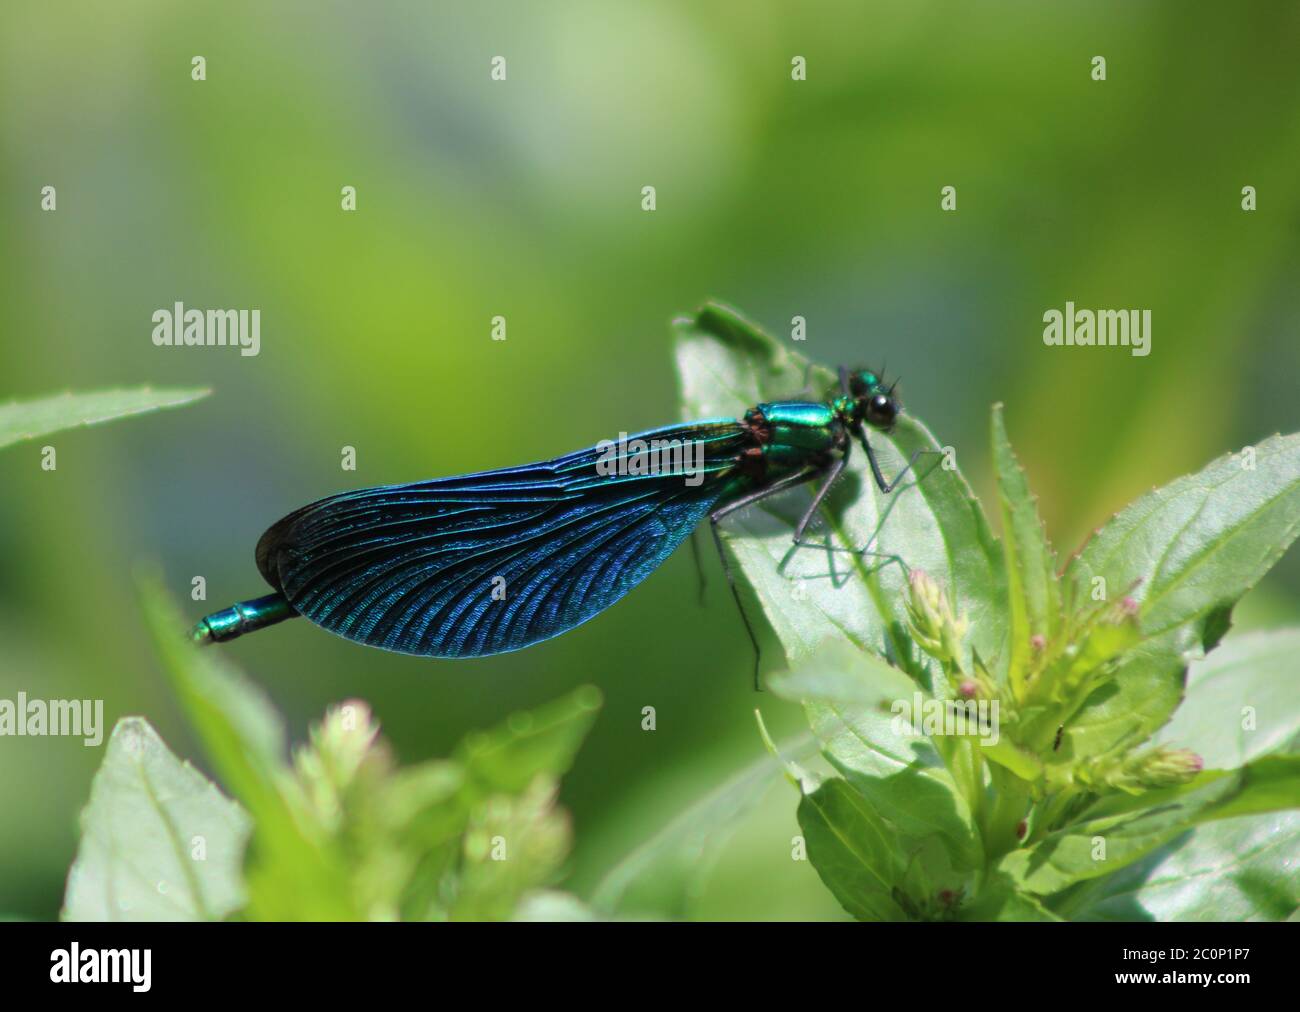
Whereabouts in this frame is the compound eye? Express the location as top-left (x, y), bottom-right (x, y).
top-left (866, 394), bottom-right (897, 428)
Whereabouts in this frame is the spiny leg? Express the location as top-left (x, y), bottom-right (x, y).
top-left (792, 484), bottom-right (914, 576)
top-left (857, 426), bottom-right (927, 495)
top-left (710, 466), bottom-right (825, 689)
top-left (708, 520), bottom-right (761, 690)
top-left (787, 439), bottom-right (940, 574)
top-left (790, 535), bottom-right (915, 581)
top-left (852, 438), bottom-right (947, 570)
top-left (792, 452), bottom-right (846, 545)
top-left (688, 529), bottom-right (707, 604)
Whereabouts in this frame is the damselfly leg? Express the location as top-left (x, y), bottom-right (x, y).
top-left (708, 466), bottom-right (826, 689)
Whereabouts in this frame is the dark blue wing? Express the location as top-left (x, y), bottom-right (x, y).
top-left (255, 421), bottom-right (748, 657)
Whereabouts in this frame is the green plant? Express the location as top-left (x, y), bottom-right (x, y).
top-left (0, 387), bottom-right (209, 451)
top-left (61, 576), bottom-right (601, 921)
top-left (50, 311), bottom-right (1300, 922)
top-left (675, 301), bottom-right (1300, 921)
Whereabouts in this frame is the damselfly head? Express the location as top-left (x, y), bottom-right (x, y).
top-left (848, 367), bottom-right (900, 430)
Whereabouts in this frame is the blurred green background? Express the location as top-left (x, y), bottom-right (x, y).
top-left (2, 1), bottom-right (1298, 920)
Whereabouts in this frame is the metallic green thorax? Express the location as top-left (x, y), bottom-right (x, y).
top-left (758, 400), bottom-right (839, 444)
top-left (736, 369), bottom-right (892, 487)
top-left (752, 400), bottom-right (842, 474)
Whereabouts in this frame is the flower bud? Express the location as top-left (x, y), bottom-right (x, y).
top-left (1132, 746), bottom-right (1203, 787)
top-left (906, 570), bottom-right (970, 666)
top-left (1093, 745), bottom-right (1204, 793)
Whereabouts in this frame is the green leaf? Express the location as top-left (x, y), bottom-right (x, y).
top-left (1070, 433), bottom-right (1300, 640)
top-left (991, 404), bottom-right (1061, 693)
top-left (456, 685), bottom-right (603, 797)
top-left (767, 637), bottom-right (918, 705)
top-left (1028, 610), bottom-right (1144, 761)
top-left (772, 640), bottom-right (983, 872)
top-left (137, 569), bottom-right (287, 813)
top-left (1153, 628), bottom-right (1300, 768)
top-left (591, 735), bottom-right (816, 918)
top-left (137, 571), bottom-right (360, 920)
top-left (805, 699), bottom-right (984, 873)
top-left (0, 387), bottom-right (209, 450)
top-left (449, 778), bottom-right (573, 921)
top-left (998, 754), bottom-right (1300, 895)
top-left (1047, 635), bottom-right (1181, 766)
top-left (136, 574), bottom-right (599, 921)
top-left (395, 690), bottom-right (603, 920)
top-left (957, 871), bottom-right (1064, 922)
top-left (673, 301), bottom-right (1006, 673)
top-left (1061, 812), bottom-right (1300, 921)
top-left (1061, 433), bottom-right (1300, 756)
top-left (62, 718), bottom-right (250, 922)
top-left (797, 777), bottom-right (909, 921)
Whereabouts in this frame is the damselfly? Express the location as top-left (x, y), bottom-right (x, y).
top-left (192, 365), bottom-right (923, 664)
